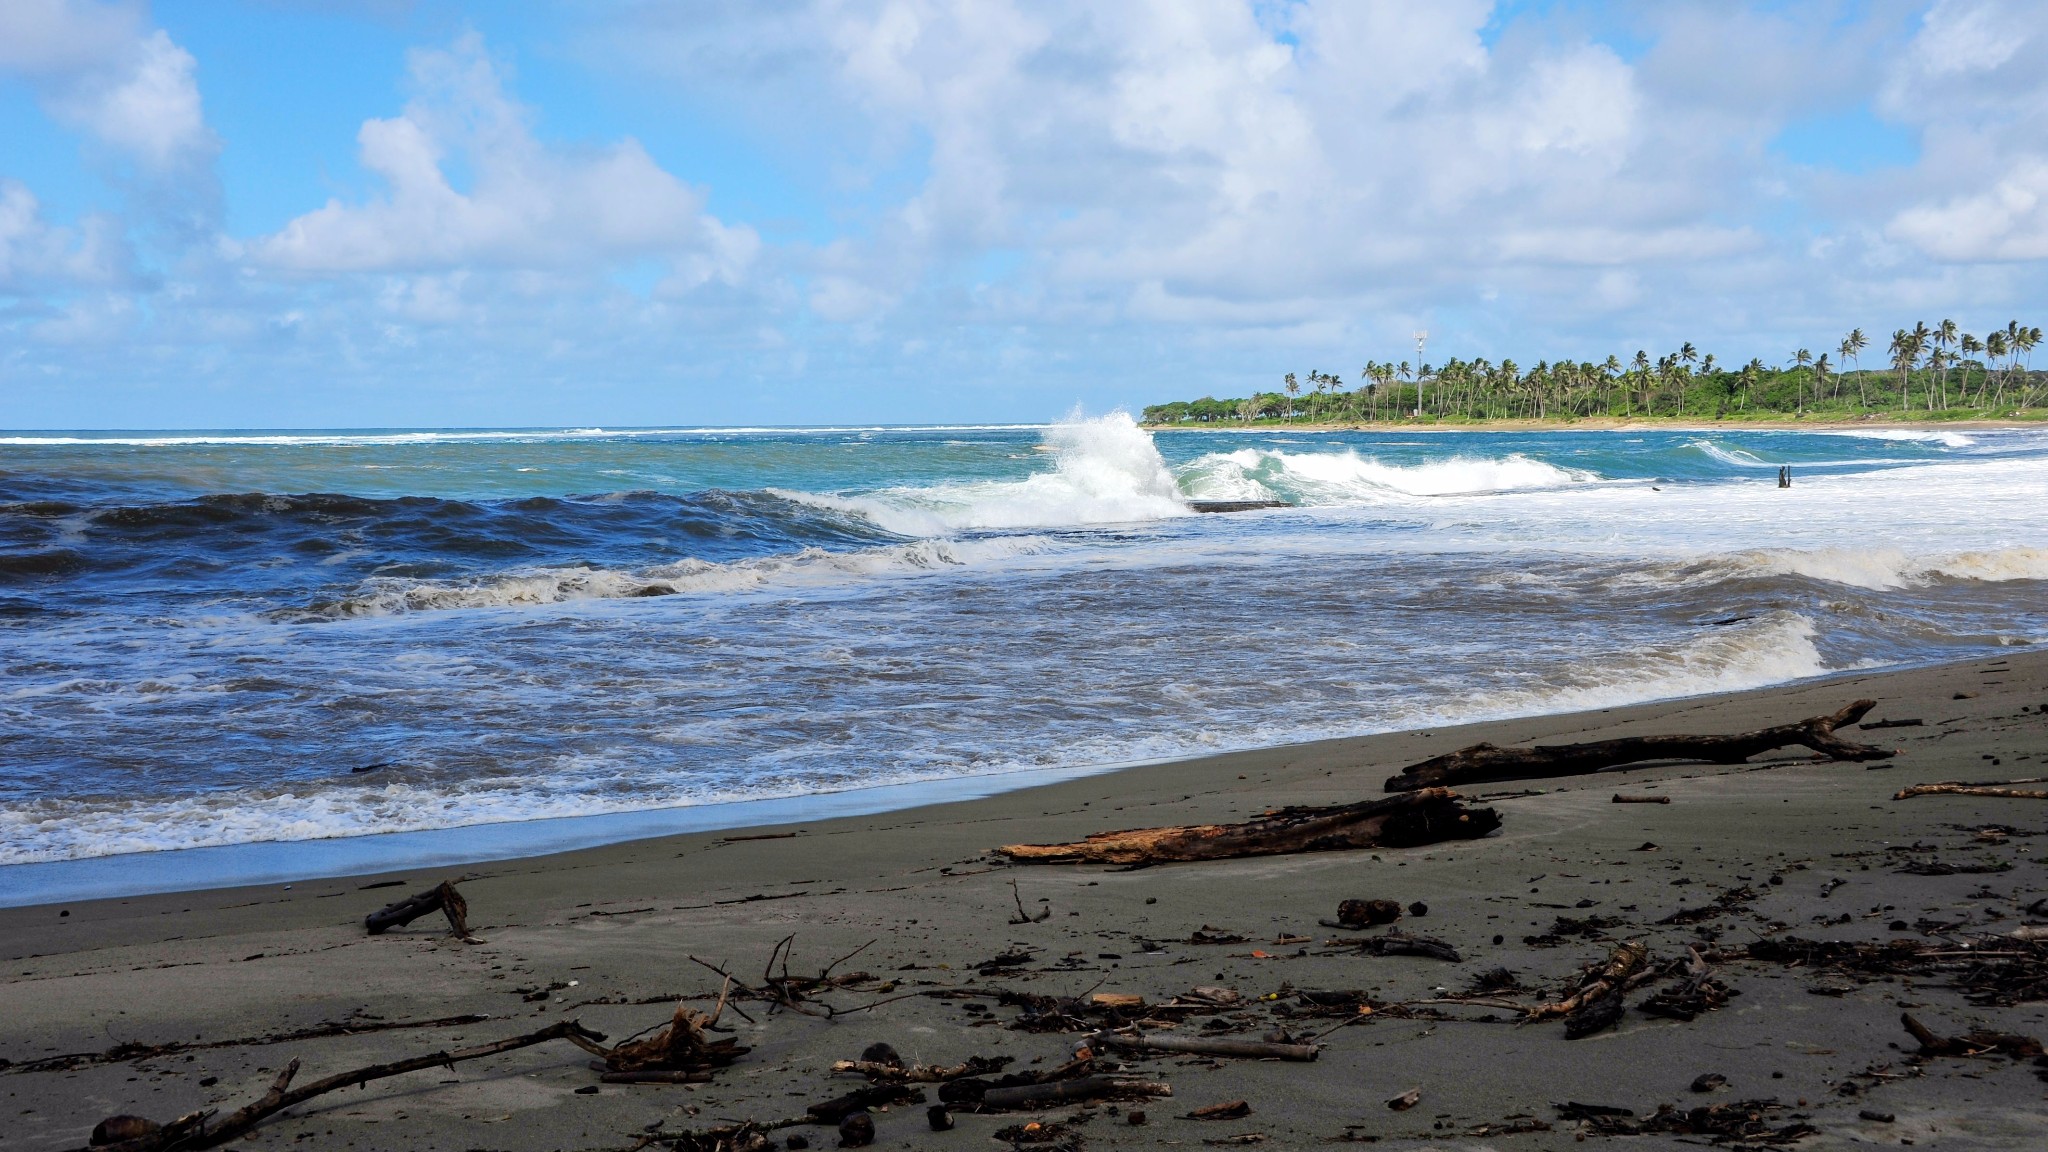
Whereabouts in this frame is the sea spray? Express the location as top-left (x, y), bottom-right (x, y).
top-left (1177, 447), bottom-right (1590, 504)
top-left (799, 411), bottom-right (1188, 534)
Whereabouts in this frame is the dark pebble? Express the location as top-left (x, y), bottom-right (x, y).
top-left (1690, 1073), bottom-right (1726, 1093)
top-left (839, 1111), bottom-right (875, 1148)
top-left (1859, 1109), bottom-right (1895, 1123)
top-left (860, 1042), bottom-right (902, 1068)
top-left (927, 1105), bottom-right (954, 1131)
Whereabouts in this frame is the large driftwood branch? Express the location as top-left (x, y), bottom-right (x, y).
top-left (364, 879), bottom-right (474, 940)
top-left (996, 788), bottom-right (1498, 865)
top-left (1384, 701), bottom-right (1891, 793)
top-left (82, 1019), bottom-right (611, 1152)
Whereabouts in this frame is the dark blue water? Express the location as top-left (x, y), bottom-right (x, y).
top-left (3, 418), bottom-right (2044, 868)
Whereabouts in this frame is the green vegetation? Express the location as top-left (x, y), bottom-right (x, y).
top-left (1142, 321), bottom-right (2045, 425)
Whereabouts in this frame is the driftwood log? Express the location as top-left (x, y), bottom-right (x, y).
top-left (996, 788), bottom-right (1498, 865)
top-left (1092, 1030), bottom-right (1319, 1061)
top-left (831, 1057), bottom-right (1009, 1082)
top-left (1896, 780), bottom-right (2048, 801)
top-left (1384, 701), bottom-right (1892, 793)
top-left (80, 1019), bottom-right (610, 1152)
top-left (977, 1075), bottom-right (1171, 1110)
top-left (364, 879), bottom-right (473, 940)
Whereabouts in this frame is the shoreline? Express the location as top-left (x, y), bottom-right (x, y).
top-left (0, 651), bottom-right (2010, 910)
top-left (6, 650), bottom-right (2047, 1148)
top-left (1150, 416), bottom-right (2044, 433)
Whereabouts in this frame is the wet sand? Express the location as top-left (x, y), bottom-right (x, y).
top-left (5, 652), bottom-right (2047, 1150)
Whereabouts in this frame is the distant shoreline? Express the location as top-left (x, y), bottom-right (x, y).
top-left (1149, 414), bottom-right (2045, 433)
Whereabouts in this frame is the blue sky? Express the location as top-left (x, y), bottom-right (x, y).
top-left (3, 0), bottom-right (2046, 428)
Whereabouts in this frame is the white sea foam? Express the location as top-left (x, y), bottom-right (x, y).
top-left (1177, 447), bottom-right (1590, 504)
top-left (1820, 428), bottom-right (1976, 448)
top-left (802, 411), bottom-right (1190, 534)
top-left (314, 535), bottom-right (1069, 617)
top-left (0, 611), bottom-right (1838, 864)
top-left (1729, 546), bottom-right (2048, 590)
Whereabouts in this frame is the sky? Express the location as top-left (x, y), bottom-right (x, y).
top-left (3, 0), bottom-right (2047, 429)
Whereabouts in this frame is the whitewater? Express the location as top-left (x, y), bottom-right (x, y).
top-left (3, 416), bottom-right (2046, 873)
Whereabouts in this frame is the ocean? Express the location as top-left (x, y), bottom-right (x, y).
top-left (4, 416), bottom-right (2045, 888)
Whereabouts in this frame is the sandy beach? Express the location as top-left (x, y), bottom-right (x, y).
top-left (5, 653), bottom-right (2047, 1150)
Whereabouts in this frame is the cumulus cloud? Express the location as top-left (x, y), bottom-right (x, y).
top-left (256, 35), bottom-right (758, 280)
top-left (0, 180), bottom-right (131, 291)
top-left (600, 0), bottom-right (1772, 333)
top-left (1883, 0), bottom-right (2048, 262)
top-left (0, 0), bottom-right (216, 174)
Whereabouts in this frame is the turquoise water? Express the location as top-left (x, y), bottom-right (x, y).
top-left (3, 417), bottom-right (2044, 882)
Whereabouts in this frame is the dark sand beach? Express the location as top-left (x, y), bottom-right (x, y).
top-left (6, 653), bottom-right (2048, 1150)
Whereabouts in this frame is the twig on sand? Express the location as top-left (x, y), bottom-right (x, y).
top-left (79, 1020), bottom-right (612, 1152)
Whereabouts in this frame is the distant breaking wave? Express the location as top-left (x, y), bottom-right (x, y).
top-left (1177, 446), bottom-right (1592, 503)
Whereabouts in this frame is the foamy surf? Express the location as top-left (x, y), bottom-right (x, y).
top-left (302, 535), bottom-right (1069, 618)
top-left (0, 611), bottom-right (1835, 865)
top-left (797, 411), bottom-right (1190, 534)
top-left (1177, 447), bottom-right (1590, 505)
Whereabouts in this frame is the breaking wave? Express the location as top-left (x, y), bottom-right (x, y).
top-left (301, 535), bottom-right (1068, 618)
top-left (1176, 447), bottom-right (1591, 504)
top-left (801, 411), bottom-right (1190, 534)
top-left (1730, 546), bottom-right (2048, 591)
top-left (0, 611), bottom-right (1835, 864)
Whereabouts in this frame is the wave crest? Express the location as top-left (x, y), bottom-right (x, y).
top-left (804, 411), bottom-right (1189, 534)
top-left (1178, 447), bottom-right (1590, 504)
top-left (301, 535), bottom-right (1067, 618)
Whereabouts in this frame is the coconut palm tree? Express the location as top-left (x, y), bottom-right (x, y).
top-left (1889, 329), bottom-right (1919, 409)
top-left (1840, 328), bottom-right (1868, 408)
top-left (2009, 325), bottom-right (2039, 406)
top-left (1957, 333), bottom-right (1985, 405)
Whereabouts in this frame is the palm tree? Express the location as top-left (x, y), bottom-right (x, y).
top-left (1934, 319), bottom-right (1958, 408)
top-left (1986, 330), bottom-right (2010, 406)
top-left (1841, 328), bottom-right (1868, 408)
top-left (1889, 329), bottom-right (1919, 409)
top-left (1792, 348), bottom-right (1813, 412)
top-left (1958, 334), bottom-right (1985, 405)
top-left (1813, 353), bottom-right (1832, 409)
top-left (1699, 352), bottom-right (1717, 376)
top-left (1283, 372), bottom-right (1299, 420)
top-left (2007, 323), bottom-right (2039, 407)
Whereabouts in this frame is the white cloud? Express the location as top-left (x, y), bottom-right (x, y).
top-left (1891, 159), bottom-right (2048, 260)
top-left (0, 180), bottom-right (131, 290)
top-left (256, 35), bottom-right (758, 280)
top-left (1882, 1), bottom-right (2048, 263)
top-left (0, 0), bottom-right (216, 173)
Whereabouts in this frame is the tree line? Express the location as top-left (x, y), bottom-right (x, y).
top-left (1142, 321), bottom-right (2044, 425)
